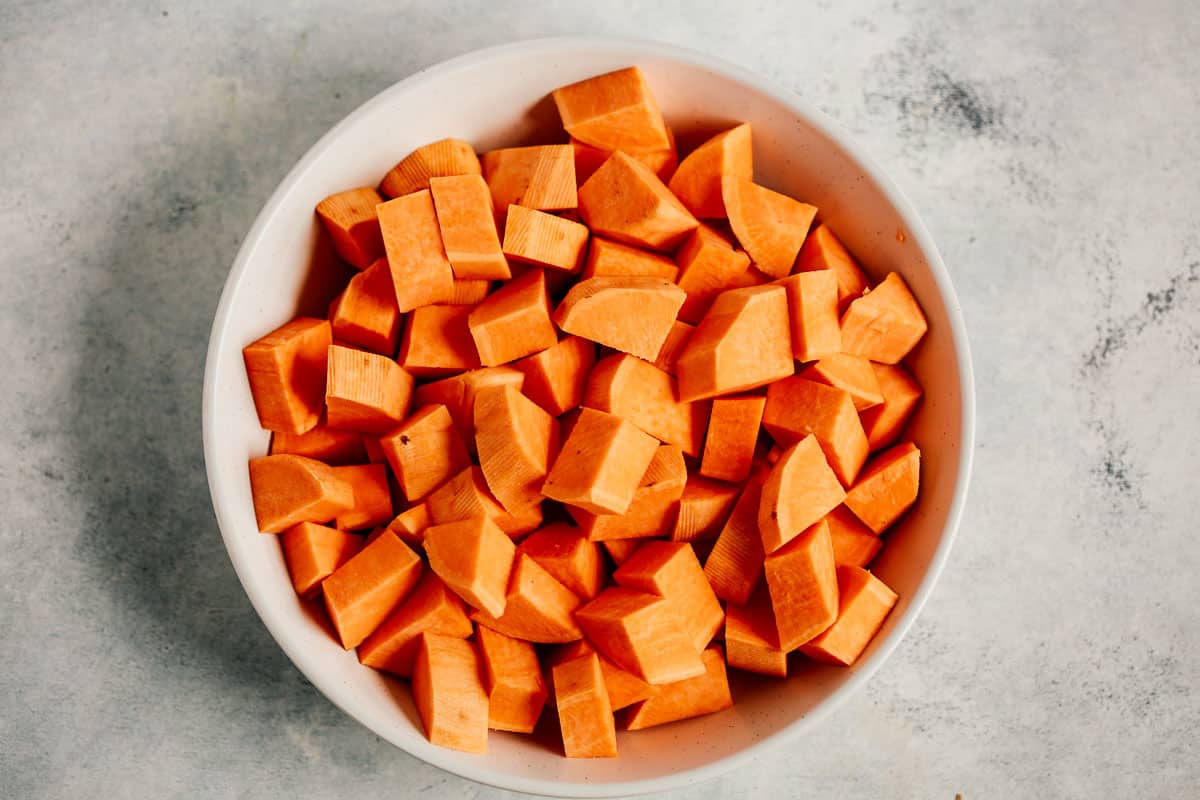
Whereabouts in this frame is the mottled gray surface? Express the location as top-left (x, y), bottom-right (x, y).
top-left (2, 1), bottom-right (1197, 798)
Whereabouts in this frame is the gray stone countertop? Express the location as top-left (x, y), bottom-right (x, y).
top-left (2, 2), bottom-right (1197, 798)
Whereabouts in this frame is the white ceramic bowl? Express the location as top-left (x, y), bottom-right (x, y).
top-left (203, 36), bottom-right (974, 798)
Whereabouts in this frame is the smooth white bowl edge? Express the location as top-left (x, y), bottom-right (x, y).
top-left (202, 36), bottom-right (975, 798)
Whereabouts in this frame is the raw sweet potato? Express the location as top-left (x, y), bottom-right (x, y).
top-left (585, 353), bottom-right (709, 457)
top-left (575, 587), bottom-right (704, 685)
top-left (668, 123), bottom-right (753, 218)
top-left (323, 530), bottom-right (422, 649)
top-left (542, 408), bottom-right (660, 516)
top-left (476, 625), bottom-right (548, 734)
top-left (570, 133), bottom-right (677, 184)
top-left (413, 366), bottom-right (524, 450)
top-left (775, 269), bottom-right (841, 362)
top-left (722, 178), bottom-right (816, 277)
top-left (651, 319), bottom-right (694, 376)
top-left (428, 174), bottom-right (510, 280)
top-left (379, 404), bottom-right (470, 503)
top-left (358, 571), bottom-right (472, 676)
top-left (615, 541), bottom-right (724, 651)
top-left (380, 138), bottom-right (481, 198)
top-left (799, 565), bottom-right (897, 666)
top-left (578, 152), bottom-right (698, 252)
top-left (280, 522), bottom-right (361, 597)
top-left (552, 67), bottom-right (671, 153)
top-left (249, 454), bottom-right (354, 533)
top-left (843, 441), bottom-right (920, 534)
top-left (623, 646), bottom-right (732, 729)
top-left (270, 420), bottom-right (366, 465)
top-left (468, 268), bottom-right (559, 366)
top-left (724, 589), bottom-right (787, 677)
top-left (324, 344), bottom-right (414, 434)
top-left (839, 272), bottom-right (928, 364)
top-left (333, 463), bottom-right (393, 530)
top-left (674, 224), bottom-right (752, 324)
top-left (502, 205), bottom-right (589, 272)
top-left (671, 475), bottom-right (740, 542)
top-left (328, 258), bottom-right (402, 355)
top-left (703, 470), bottom-right (766, 605)
top-left (553, 652), bottom-right (618, 758)
top-left (763, 377), bottom-right (869, 487)
top-left (474, 383), bottom-right (560, 511)
top-left (481, 144), bottom-right (577, 214)
top-left (799, 353), bottom-right (884, 411)
top-left (551, 640), bottom-right (654, 711)
top-left (424, 515), bottom-right (516, 617)
top-left (386, 502), bottom-right (431, 548)
top-left (425, 466), bottom-right (543, 538)
top-left (471, 553), bottom-right (583, 643)
top-left (398, 304), bottom-right (481, 377)
top-left (758, 435), bottom-right (846, 554)
top-left (825, 505), bottom-right (883, 568)
top-left (699, 394), bottom-right (765, 483)
top-left (412, 632), bottom-right (489, 754)
top-left (554, 277), bottom-right (686, 362)
top-left (570, 444), bottom-right (686, 541)
top-left (763, 519), bottom-right (838, 650)
top-left (244, 317), bottom-right (331, 434)
top-left (794, 223), bottom-right (869, 311)
top-left (511, 335), bottom-right (595, 417)
top-left (583, 237), bottom-right (678, 281)
top-left (316, 187), bottom-right (385, 269)
top-left (377, 189), bottom-right (455, 312)
top-left (859, 363), bottom-right (923, 451)
top-left (517, 522), bottom-right (605, 600)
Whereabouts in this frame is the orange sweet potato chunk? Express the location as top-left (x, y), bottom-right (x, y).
top-left (763, 377), bottom-right (869, 487)
top-left (412, 632), bottom-right (489, 754)
top-left (623, 646), bottom-right (732, 730)
top-left (413, 366), bottom-right (524, 451)
top-left (476, 625), bottom-right (548, 734)
top-left (385, 502), bottom-right (431, 548)
top-left (316, 187), bottom-right (385, 269)
top-left (699, 394), bottom-right (765, 483)
top-left (555, 277), bottom-right (686, 362)
top-left (542, 408), bottom-right (660, 516)
top-left (551, 640), bottom-right (655, 711)
top-left (448, 278), bottom-right (493, 305)
top-left (571, 131), bottom-right (678, 184)
top-left (553, 652), bottom-right (618, 758)
top-left (468, 268), bottom-right (559, 366)
top-left (332, 463), bottom-right (394, 530)
top-left (840, 272), bottom-right (928, 364)
top-left (825, 505), bottom-right (883, 568)
top-left (674, 224), bottom-right (752, 324)
top-left (671, 475), bottom-right (740, 542)
top-left (799, 565), bottom-right (898, 666)
top-left (249, 454), bottom-right (354, 533)
top-left (425, 466), bottom-right (543, 538)
top-left (323, 530), bottom-right (422, 649)
top-left (578, 152), bottom-right (698, 252)
top-left (860, 363), bottom-right (923, 452)
top-left (358, 571), bottom-right (472, 676)
top-left (424, 515), bottom-right (516, 617)
top-left (512, 335), bottom-right (596, 417)
top-left (724, 589), bottom-right (788, 677)
top-left (280, 522), bottom-right (361, 597)
top-left (585, 353), bottom-right (709, 457)
top-left (243, 317), bottom-right (331, 435)
top-left (703, 470), bottom-right (767, 605)
top-left (843, 441), bottom-right (921, 534)
top-left (552, 66), bottom-right (671, 153)
top-left (615, 541), bottom-right (724, 651)
top-left (429, 174), bottom-right (511, 280)
top-left (474, 383), bottom-right (560, 511)
top-left (481, 144), bottom-right (577, 214)
top-left (377, 189), bottom-right (455, 312)
top-left (324, 344), bottom-right (414, 434)
top-left (517, 522), bottom-right (605, 600)
top-left (799, 353), bottom-right (884, 411)
top-left (583, 237), bottom-right (678, 281)
top-left (795, 223), bottom-right (870, 311)
top-left (570, 444), bottom-right (686, 541)
top-left (270, 419), bottom-right (366, 465)
top-left (328, 258), bottom-right (402, 355)
top-left (380, 138), bottom-right (481, 199)
top-left (668, 123), bottom-right (753, 218)
top-left (763, 519), bottom-right (838, 650)
top-left (651, 319), bottom-right (694, 376)
top-left (775, 269), bottom-right (841, 362)
top-left (502, 205), bottom-right (589, 272)
top-left (471, 553), bottom-right (583, 643)
top-left (722, 177), bottom-right (816, 278)
top-left (379, 404), bottom-right (470, 503)
top-left (575, 587), bottom-right (704, 685)
top-left (758, 435), bottom-right (846, 554)
top-left (398, 304), bottom-right (481, 378)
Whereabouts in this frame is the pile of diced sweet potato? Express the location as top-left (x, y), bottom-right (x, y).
top-left (242, 67), bottom-right (927, 758)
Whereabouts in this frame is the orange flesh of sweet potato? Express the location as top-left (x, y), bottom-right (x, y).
top-left (602, 538), bottom-right (641, 566)
top-left (412, 632), bottom-right (489, 754)
top-left (471, 553), bottom-right (583, 643)
top-left (860, 362), bottom-right (923, 452)
top-left (328, 258), bottom-right (402, 355)
top-left (502, 205), bottom-right (590, 272)
top-left (481, 144), bottom-right (578, 214)
top-left (843, 441), bottom-right (921, 534)
top-left (248, 454), bottom-right (355, 533)
top-left (763, 519), bottom-right (838, 650)
top-left (775, 269), bottom-right (841, 362)
top-left (377, 189), bottom-right (455, 312)
top-left (554, 276), bottom-right (686, 362)
top-left (358, 570), bottom-right (472, 676)
top-left (724, 589), bottom-right (788, 677)
top-left (799, 353), bottom-right (885, 411)
top-left (668, 123), bottom-right (753, 218)
top-left (448, 278), bottom-right (493, 305)
top-left (467, 268), bottom-right (559, 366)
top-left (315, 186), bottom-right (385, 270)
top-left (517, 522), bottom-right (605, 600)
top-left (541, 408), bottom-right (660, 516)
top-left (671, 475), bottom-right (740, 542)
top-left (570, 128), bottom-right (678, 184)
top-left (615, 541), bottom-right (724, 651)
top-left (322, 530), bottom-right (423, 649)
top-left (386, 502), bottom-right (431, 548)
top-left (794, 223), bottom-right (870, 311)
top-left (569, 443), bottom-right (686, 541)
top-left (651, 319), bottom-right (694, 376)
top-left (552, 66), bottom-right (671, 153)
top-left (585, 353), bottom-right (709, 457)
top-left (583, 237), bottom-right (678, 281)
top-left (512, 335), bottom-right (596, 417)
top-left (703, 470), bottom-right (766, 605)
top-left (280, 522), bottom-right (361, 597)
top-left (423, 515), bottom-right (516, 618)
top-left (623, 645), bottom-right (732, 730)
top-left (425, 466), bottom-right (543, 538)
top-left (839, 272), bottom-right (929, 364)
top-left (825, 505), bottom-right (883, 568)
top-left (379, 404), bottom-right (470, 503)
top-left (332, 463), bottom-right (394, 530)
top-left (700, 394), bottom-right (765, 483)
top-left (413, 366), bottom-right (524, 451)
top-left (551, 640), bottom-right (655, 711)
top-left (243, 317), bottom-right (331, 435)
top-left (324, 344), bottom-right (414, 435)
top-left (476, 625), bottom-right (548, 734)
top-left (398, 304), bottom-right (481, 378)
top-left (800, 565), bottom-right (898, 666)
top-left (758, 435), bottom-right (847, 554)
top-left (380, 138), bottom-right (481, 199)
top-left (673, 225), bottom-right (753, 324)
top-left (270, 420), bottom-right (366, 465)
top-left (722, 177), bottom-right (816, 278)
top-left (578, 151), bottom-right (698, 252)
top-left (575, 587), bottom-right (705, 685)
top-left (553, 652), bottom-right (618, 758)
top-left (475, 383), bottom-right (561, 511)
top-left (429, 173), bottom-right (511, 280)
top-left (675, 284), bottom-right (794, 403)
top-left (762, 377), bottom-right (869, 487)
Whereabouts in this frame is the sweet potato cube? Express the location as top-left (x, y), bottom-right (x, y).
top-left (518, 523), bottom-right (604, 600)
top-left (380, 404), bottom-right (470, 503)
top-left (512, 335), bottom-right (596, 417)
top-left (423, 515), bottom-right (516, 617)
top-left (448, 278), bottom-right (493, 305)
top-left (552, 66), bottom-right (671, 153)
top-left (270, 420), bottom-right (366, 465)
top-left (722, 177), bottom-right (816, 278)
top-left (799, 353), bottom-right (884, 411)
top-left (412, 633), bottom-right (489, 754)
top-left (377, 189), bottom-right (455, 312)
top-left (481, 144), bottom-right (577, 214)
top-left (585, 353), bottom-right (708, 457)
top-left (615, 541), bottom-right (724, 651)
top-left (699, 394), bottom-right (765, 483)
top-left (674, 225), bottom-right (752, 324)
top-left (578, 152), bottom-right (698, 252)
top-left (553, 652), bottom-right (618, 758)
top-left (476, 626), bottom-right (548, 733)
top-left (502, 205), bottom-right (589, 272)
top-left (429, 174), bottom-right (510, 280)
top-left (844, 441), bottom-right (921, 533)
top-left (583, 237), bottom-right (678, 281)
top-left (623, 646), bottom-right (732, 730)
top-left (385, 502), bottom-right (431, 548)
top-left (758, 435), bottom-right (846, 554)
top-left (675, 285), bottom-right (794, 402)
top-left (571, 132), bottom-right (678, 184)
top-left (602, 539), bottom-right (641, 566)
top-left (248, 454), bottom-right (354, 533)
top-left (329, 258), bottom-right (402, 355)
top-left (467, 268), bottom-right (559, 366)
top-left (243, 317), bottom-right (331, 434)
top-left (860, 363), bottom-right (923, 451)
top-left (825, 506), bottom-right (883, 568)
top-left (776, 269), bottom-right (841, 362)
top-left (795, 223), bottom-right (870, 311)
top-left (671, 475), bottom-right (740, 542)
top-left (316, 186), bottom-right (385, 269)
top-left (280, 522), bottom-right (361, 597)
top-left (724, 590), bottom-right (788, 677)
top-left (763, 519), bottom-right (838, 650)
top-left (575, 587), bottom-right (704, 685)
top-left (541, 408), bottom-right (660, 516)
top-left (840, 272), bottom-right (928, 364)
top-left (554, 277), bottom-right (686, 362)
top-left (358, 571), bottom-right (472, 676)
top-left (551, 641), bottom-right (654, 711)
top-left (570, 444), bottom-right (686, 541)
top-left (651, 319), bottom-right (694, 376)
top-left (703, 471), bottom-right (766, 605)
top-left (323, 530), bottom-right (422, 649)
top-left (763, 377), bottom-right (869, 486)
top-left (332, 463), bottom-right (393, 530)
top-left (471, 553), bottom-right (583, 643)
top-left (380, 138), bottom-right (481, 198)
top-left (398, 305), bottom-right (480, 378)
top-left (475, 383), bottom-right (560, 511)
top-left (668, 123), bottom-right (753, 218)
top-left (800, 566), bottom-right (898, 666)
top-left (324, 344), bottom-right (414, 434)
top-left (414, 366), bottom-right (524, 451)
top-left (425, 466), bottom-right (543, 538)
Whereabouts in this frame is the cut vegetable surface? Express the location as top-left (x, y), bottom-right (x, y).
top-left (244, 317), bottom-right (331, 435)
top-left (555, 277), bottom-right (686, 362)
top-left (380, 138), bottom-right (481, 198)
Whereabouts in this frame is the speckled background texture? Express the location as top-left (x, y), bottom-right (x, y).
top-left (2, 2), bottom-right (1197, 798)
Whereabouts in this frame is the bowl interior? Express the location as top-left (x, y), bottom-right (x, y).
top-left (204, 38), bottom-right (971, 798)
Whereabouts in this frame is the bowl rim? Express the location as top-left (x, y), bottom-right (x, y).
top-left (202, 34), bottom-right (975, 798)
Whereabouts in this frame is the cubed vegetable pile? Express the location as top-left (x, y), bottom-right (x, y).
top-left (243, 66), bottom-right (928, 758)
